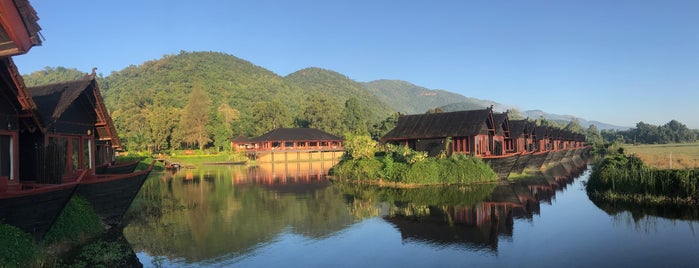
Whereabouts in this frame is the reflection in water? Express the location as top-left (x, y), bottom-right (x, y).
top-left (124, 161), bottom-right (353, 264)
top-left (123, 155), bottom-right (699, 267)
top-left (343, 158), bottom-right (590, 252)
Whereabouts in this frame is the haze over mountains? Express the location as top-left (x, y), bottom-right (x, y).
top-left (364, 80), bottom-right (628, 130)
top-left (23, 51), bottom-right (628, 134)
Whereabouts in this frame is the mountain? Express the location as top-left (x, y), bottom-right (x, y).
top-left (521, 110), bottom-right (630, 130)
top-left (365, 79), bottom-right (629, 131)
top-left (21, 51), bottom-right (629, 151)
top-left (363, 80), bottom-right (472, 114)
top-left (285, 68), bottom-right (392, 122)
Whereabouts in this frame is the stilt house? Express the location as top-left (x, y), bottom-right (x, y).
top-left (24, 73), bottom-right (121, 182)
top-left (381, 108), bottom-right (510, 157)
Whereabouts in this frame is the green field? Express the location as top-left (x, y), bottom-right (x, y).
top-left (623, 143), bottom-right (699, 169)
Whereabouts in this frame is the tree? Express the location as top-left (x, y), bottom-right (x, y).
top-left (425, 107), bottom-right (444, 114)
top-left (299, 96), bottom-right (342, 134)
top-left (370, 113), bottom-right (400, 140)
top-left (506, 108), bottom-right (525, 120)
top-left (564, 118), bottom-right (584, 133)
top-left (343, 134), bottom-right (378, 159)
top-left (585, 125), bottom-right (603, 145)
top-left (250, 99), bottom-right (293, 136)
top-left (341, 96), bottom-right (368, 135)
top-left (145, 105), bottom-right (179, 152)
top-left (176, 86), bottom-right (211, 150)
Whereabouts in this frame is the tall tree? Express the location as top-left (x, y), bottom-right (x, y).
top-left (176, 86), bottom-right (211, 150)
top-left (208, 103), bottom-right (239, 152)
top-left (299, 96), bottom-right (342, 134)
top-left (341, 96), bottom-right (368, 135)
top-left (250, 99), bottom-right (292, 136)
top-left (145, 105), bottom-right (180, 151)
top-left (506, 108), bottom-right (525, 120)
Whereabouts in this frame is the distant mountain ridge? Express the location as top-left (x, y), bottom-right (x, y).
top-left (22, 51), bottom-right (629, 139)
top-left (365, 79), bottom-right (630, 130)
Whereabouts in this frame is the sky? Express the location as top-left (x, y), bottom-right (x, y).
top-left (12, 0), bottom-right (699, 129)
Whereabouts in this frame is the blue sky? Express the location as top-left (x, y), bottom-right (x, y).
top-left (13, 0), bottom-right (699, 129)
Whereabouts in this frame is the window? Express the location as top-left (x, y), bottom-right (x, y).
top-left (0, 134), bottom-right (12, 179)
top-left (83, 139), bottom-right (92, 168)
top-left (72, 137), bottom-right (80, 172)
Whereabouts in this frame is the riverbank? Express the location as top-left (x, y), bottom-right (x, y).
top-left (586, 152), bottom-right (699, 206)
top-left (330, 145), bottom-right (498, 186)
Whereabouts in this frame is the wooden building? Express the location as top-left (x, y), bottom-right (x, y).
top-left (381, 108), bottom-right (504, 157)
top-left (0, 0), bottom-right (42, 57)
top-left (233, 128), bottom-right (343, 152)
top-left (507, 120), bottom-right (533, 154)
top-left (25, 72), bottom-right (121, 181)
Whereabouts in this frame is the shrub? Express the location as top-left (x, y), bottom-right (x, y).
top-left (344, 134), bottom-right (378, 160)
top-left (43, 195), bottom-right (104, 245)
top-left (0, 224), bottom-right (38, 267)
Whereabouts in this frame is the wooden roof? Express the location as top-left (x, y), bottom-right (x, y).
top-left (508, 120), bottom-right (529, 138)
top-left (493, 112), bottom-right (509, 136)
top-left (381, 109), bottom-right (493, 141)
top-left (250, 128), bottom-right (342, 142)
top-left (27, 73), bottom-right (122, 149)
top-left (0, 57), bottom-right (41, 131)
top-left (0, 0), bottom-right (42, 57)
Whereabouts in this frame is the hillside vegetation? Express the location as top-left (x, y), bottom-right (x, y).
top-left (21, 51), bottom-right (637, 152)
top-left (23, 51), bottom-right (394, 151)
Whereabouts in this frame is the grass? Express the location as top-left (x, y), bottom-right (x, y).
top-left (586, 153), bottom-right (698, 205)
top-left (623, 143), bottom-right (699, 169)
top-left (0, 224), bottom-right (39, 267)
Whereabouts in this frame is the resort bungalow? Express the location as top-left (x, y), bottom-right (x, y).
top-left (26, 73), bottom-right (154, 226)
top-left (380, 108), bottom-right (520, 179)
top-left (0, 57), bottom-right (79, 242)
top-left (233, 128), bottom-right (344, 162)
top-left (24, 72), bottom-right (121, 180)
top-left (0, 0), bottom-right (79, 241)
top-left (381, 108), bottom-right (503, 158)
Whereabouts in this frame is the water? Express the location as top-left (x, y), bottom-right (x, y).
top-left (123, 160), bottom-right (699, 267)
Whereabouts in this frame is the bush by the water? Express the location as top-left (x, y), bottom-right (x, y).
top-left (43, 195), bottom-right (104, 244)
top-left (587, 153), bottom-right (698, 204)
top-left (0, 224), bottom-right (38, 267)
top-left (331, 141), bottom-right (497, 185)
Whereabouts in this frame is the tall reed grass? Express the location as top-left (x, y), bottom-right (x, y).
top-left (587, 154), bottom-right (698, 203)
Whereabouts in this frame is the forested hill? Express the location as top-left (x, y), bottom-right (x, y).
top-left (284, 68), bottom-right (392, 123)
top-left (21, 51), bottom-right (630, 151)
top-left (363, 80), bottom-right (472, 114)
top-left (21, 51), bottom-right (395, 151)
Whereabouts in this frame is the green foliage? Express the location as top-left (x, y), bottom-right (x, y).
top-left (331, 146), bottom-right (497, 185)
top-left (73, 240), bottom-right (132, 267)
top-left (343, 134), bottom-right (378, 159)
top-left (337, 182), bottom-right (497, 207)
top-left (21, 53), bottom-right (397, 152)
top-left (363, 80), bottom-right (484, 115)
top-left (176, 86), bottom-right (211, 150)
top-left (603, 120), bottom-right (698, 144)
top-left (22, 66), bottom-right (87, 87)
top-left (0, 224), bottom-right (39, 267)
top-left (43, 195), bottom-right (104, 245)
top-left (587, 154), bottom-right (699, 204)
top-left (341, 96), bottom-right (368, 135)
top-left (250, 99), bottom-right (293, 136)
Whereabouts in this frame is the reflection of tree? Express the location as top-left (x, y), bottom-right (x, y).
top-left (123, 166), bottom-right (354, 262)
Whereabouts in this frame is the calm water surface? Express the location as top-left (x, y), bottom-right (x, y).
top-left (123, 160), bottom-right (699, 267)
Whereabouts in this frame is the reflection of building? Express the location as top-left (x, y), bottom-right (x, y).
top-left (384, 159), bottom-right (589, 252)
top-left (232, 128), bottom-right (344, 162)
